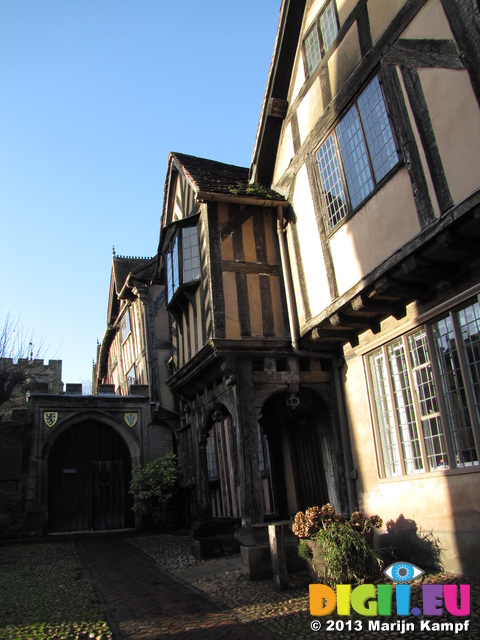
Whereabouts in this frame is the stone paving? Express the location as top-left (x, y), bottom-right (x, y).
top-left (72, 530), bottom-right (480, 640)
top-left (128, 533), bottom-right (480, 640)
top-left (76, 533), bottom-right (274, 640)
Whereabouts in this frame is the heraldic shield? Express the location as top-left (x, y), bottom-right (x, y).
top-left (124, 412), bottom-right (138, 428)
top-left (44, 411), bottom-right (58, 428)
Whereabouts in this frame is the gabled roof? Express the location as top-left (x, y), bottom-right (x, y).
top-left (250, 0), bottom-right (306, 187)
top-left (106, 255), bottom-right (155, 326)
top-left (112, 257), bottom-right (148, 294)
top-left (112, 255), bottom-right (155, 296)
top-left (170, 152), bottom-right (284, 199)
top-left (161, 151), bottom-right (286, 232)
top-left (100, 254), bottom-right (156, 380)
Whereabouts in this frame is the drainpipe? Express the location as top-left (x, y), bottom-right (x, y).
top-left (276, 205), bottom-right (311, 357)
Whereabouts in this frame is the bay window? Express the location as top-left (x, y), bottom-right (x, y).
top-left (164, 224), bottom-right (200, 304)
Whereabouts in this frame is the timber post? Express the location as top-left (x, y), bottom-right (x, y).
top-left (235, 359), bottom-right (264, 526)
top-left (268, 523), bottom-right (289, 591)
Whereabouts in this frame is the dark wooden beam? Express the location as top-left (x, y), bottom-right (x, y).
top-left (440, 0), bottom-right (480, 109)
top-left (381, 64), bottom-right (436, 228)
top-left (351, 294), bottom-right (407, 320)
top-left (311, 326), bottom-right (359, 348)
top-left (372, 275), bottom-right (426, 300)
top-left (384, 38), bottom-right (464, 68)
top-left (221, 260), bottom-right (279, 276)
top-left (330, 312), bottom-right (376, 329)
top-left (435, 230), bottom-right (480, 255)
top-left (400, 65), bottom-right (453, 214)
top-left (401, 254), bottom-right (455, 281)
top-left (267, 98), bottom-right (289, 119)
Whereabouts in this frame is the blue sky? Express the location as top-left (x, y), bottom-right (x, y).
top-left (0, 0), bottom-right (280, 388)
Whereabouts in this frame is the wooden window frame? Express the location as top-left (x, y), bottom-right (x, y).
top-left (164, 222), bottom-right (201, 307)
top-left (316, 74), bottom-right (400, 232)
top-left (120, 309), bottom-right (132, 343)
top-left (302, 0), bottom-right (340, 79)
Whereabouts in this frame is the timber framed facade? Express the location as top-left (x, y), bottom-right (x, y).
top-left (249, 0), bottom-right (480, 574)
top-left (156, 154), bottom-right (351, 559)
top-left (25, 0), bottom-right (477, 577)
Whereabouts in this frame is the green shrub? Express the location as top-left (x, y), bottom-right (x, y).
top-left (313, 519), bottom-right (382, 586)
top-left (293, 503), bottom-right (383, 586)
top-left (129, 452), bottom-right (182, 514)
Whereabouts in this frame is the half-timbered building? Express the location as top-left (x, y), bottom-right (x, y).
top-left (157, 152), bottom-right (351, 571)
top-left (249, 0), bottom-right (480, 574)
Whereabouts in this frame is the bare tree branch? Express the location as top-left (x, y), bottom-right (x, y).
top-left (0, 313), bottom-right (46, 447)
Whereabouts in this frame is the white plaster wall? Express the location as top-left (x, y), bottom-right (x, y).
top-left (273, 121), bottom-right (295, 185)
top-left (291, 165), bottom-right (332, 322)
top-left (330, 169), bottom-right (420, 296)
top-left (402, 0), bottom-right (454, 40)
top-left (296, 78), bottom-right (324, 144)
top-left (328, 23), bottom-right (362, 99)
top-left (290, 59), bottom-right (306, 104)
top-left (419, 67), bottom-right (480, 206)
top-left (368, 0), bottom-right (408, 45)
top-left (337, 0), bottom-right (358, 29)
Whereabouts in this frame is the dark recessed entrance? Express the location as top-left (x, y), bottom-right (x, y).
top-left (260, 388), bottom-right (347, 518)
top-left (48, 421), bottom-right (133, 533)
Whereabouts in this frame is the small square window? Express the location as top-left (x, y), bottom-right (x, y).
top-left (120, 311), bottom-right (131, 342)
top-left (320, 1), bottom-right (338, 51)
top-left (305, 27), bottom-right (322, 75)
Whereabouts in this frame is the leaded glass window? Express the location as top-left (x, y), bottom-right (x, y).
top-left (368, 300), bottom-right (480, 477)
top-left (317, 75), bottom-right (399, 229)
top-left (165, 224), bottom-right (200, 303)
top-left (303, 1), bottom-right (339, 76)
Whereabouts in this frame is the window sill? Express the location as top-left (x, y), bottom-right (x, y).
top-left (377, 464), bottom-right (479, 483)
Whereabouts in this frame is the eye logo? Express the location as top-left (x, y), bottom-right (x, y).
top-left (384, 562), bottom-right (424, 583)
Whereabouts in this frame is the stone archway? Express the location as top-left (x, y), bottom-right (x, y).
top-left (47, 420), bottom-right (134, 532)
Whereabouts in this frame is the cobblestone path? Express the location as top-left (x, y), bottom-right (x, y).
top-left (76, 535), bottom-right (274, 640)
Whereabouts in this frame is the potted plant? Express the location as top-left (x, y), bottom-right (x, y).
top-left (129, 452), bottom-right (182, 529)
top-left (292, 503), bottom-right (383, 586)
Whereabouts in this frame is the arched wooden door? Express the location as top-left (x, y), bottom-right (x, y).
top-left (260, 388), bottom-right (343, 518)
top-left (48, 421), bottom-right (133, 532)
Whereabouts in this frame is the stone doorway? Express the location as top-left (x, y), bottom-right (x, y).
top-left (47, 421), bottom-right (133, 532)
